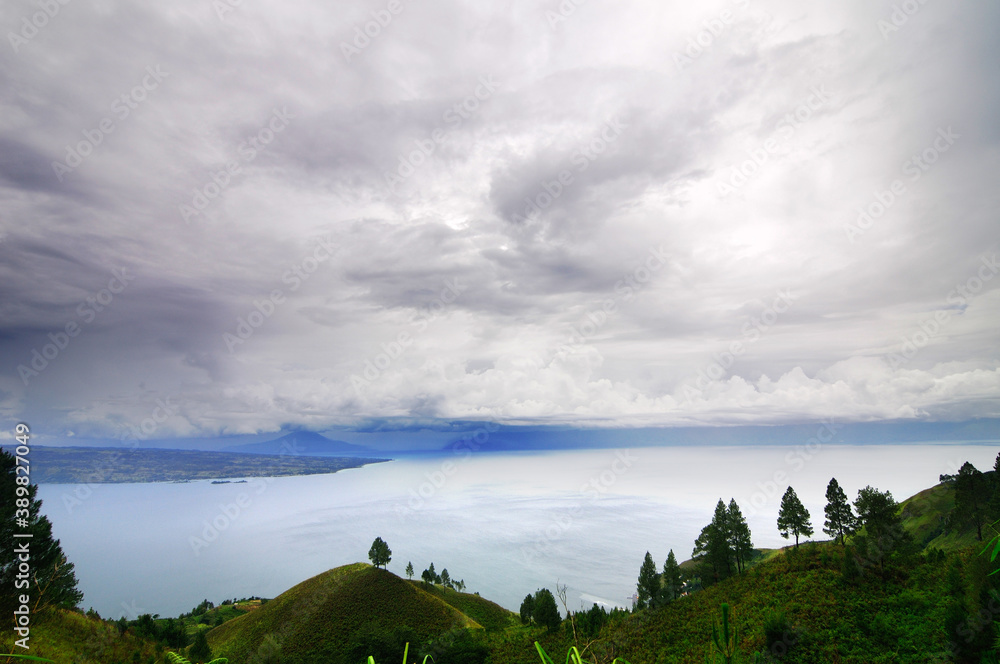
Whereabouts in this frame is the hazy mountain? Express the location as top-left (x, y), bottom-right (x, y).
top-left (225, 431), bottom-right (379, 457)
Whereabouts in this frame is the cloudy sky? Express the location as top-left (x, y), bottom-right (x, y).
top-left (1, 0), bottom-right (998, 442)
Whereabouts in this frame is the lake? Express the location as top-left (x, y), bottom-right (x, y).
top-left (36, 442), bottom-right (998, 619)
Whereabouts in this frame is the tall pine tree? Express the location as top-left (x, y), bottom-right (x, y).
top-left (636, 551), bottom-right (660, 609)
top-left (954, 462), bottom-right (990, 541)
top-left (777, 486), bottom-right (813, 548)
top-left (823, 478), bottom-right (856, 545)
top-left (660, 549), bottom-right (683, 602)
top-left (727, 499), bottom-right (754, 573)
top-left (1, 446), bottom-right (83, 621)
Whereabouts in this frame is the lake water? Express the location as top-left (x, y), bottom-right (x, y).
top-left (36, 443), bottom-right (998, 619)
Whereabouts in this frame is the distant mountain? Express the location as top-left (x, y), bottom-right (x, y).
top-left (225, 430), bottom-right (379, 457)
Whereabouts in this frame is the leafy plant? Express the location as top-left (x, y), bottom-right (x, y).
top-left (365, 642), bottom-right (433, 664)
top-left (534, 641), bottom-right (632, 664)
top-left (165, 651), bottom-right (228, 664)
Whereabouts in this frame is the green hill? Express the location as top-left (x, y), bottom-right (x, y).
top-left (206, 563), bottom-right (507, 664)
top-left (405, 580), bottom-right (518, 632)
top-left (0, 609), bottom-right (160, 664)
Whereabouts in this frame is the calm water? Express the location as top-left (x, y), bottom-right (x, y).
top-left (36, 443), bottom-right (998, 619)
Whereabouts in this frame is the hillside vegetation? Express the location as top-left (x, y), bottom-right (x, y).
top-left (206, 563), bottom-right (510, 664)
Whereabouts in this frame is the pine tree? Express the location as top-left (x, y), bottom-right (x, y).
top-left (1, 446), bottom-right (83, 620)
top-left (532, 589), bottom-right (561, 632)
top-left (727, 499), bottom-right (754, 573)
top-left (823, 478), bottom-right (856, 545)
top-left (854, 485), bottom-right (908, 571)
top-left (405, 561), bottom-right (414, 580)
top-left (777, 486), bottom-right (813, 548)
top-left (440, 568), bottom-right (452, 589)
top-left (367, 537), bottom-right (391, 569)
top-left (519, 593), bottom-right (535, 624)
top-left (661, 549), bottom-right (683, 602)
top-left (954, 462), bottom-right (990, 541)
top-left (693, 499), bottom-right (735, 583)
top-left (636, 551), bottom-right (660, 609)
top-left (189, 629), bottom-right (212, 663)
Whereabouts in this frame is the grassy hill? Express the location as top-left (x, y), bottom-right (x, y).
top-left (0, 609), bottom-right (160, 664)
top-left (206, 563), bottom-right (512, 664)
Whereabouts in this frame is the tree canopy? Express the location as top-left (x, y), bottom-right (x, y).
top-left (823, 478), bottom-right (857, 545)
top-left (1, 446), bottom-right (83, 621)
top-left (777, 486), bottom-right (813, 548)
top-left (367, 537), bottom-right (391, 569)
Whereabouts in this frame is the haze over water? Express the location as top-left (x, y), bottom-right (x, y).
top-left (38, 443), bottom-right (997, 619)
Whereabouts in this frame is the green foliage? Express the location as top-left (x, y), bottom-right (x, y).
top-left (954, 462), bottom-right (992, 541)
top-left (520, 594), bottom-right (536, 625)
top-left (823, 478), bottom-right (857, 545)
top-left (726, 501), bottom-right (754, 575)
top-left (533, 642), bottom-right (633, 664)
top-left (189, 629), bottom-right (212, 663)
top-left (165, 651), bottom-right (227, 664)
top-left (777, 486), bottom-right (813, 549)
top-left (0, 446), bottom-right (83, 619)
top-left (207, 564), bottom-right (486, 664)
top-left (368, 537), bottom-right (392, 569)
top-left (405, 562), bottom-right (414, 580)
top-left (854, 485), bottom-right (911, 572)
top-left (637, 552), bottom-right (661, 609)
top-left (532, 589), bottom-right (562, 632)
top-left (661, 550), bottom-right (683, 604)
top-left (706, 603), bottom-right (739, 663)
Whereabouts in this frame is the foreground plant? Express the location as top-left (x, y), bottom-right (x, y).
top-left (534, 641), bottom-right (632, 664)
top-left (704, 603), bottom-right (763, 664)
top-left (166, 651), bottom-right (228, 664)
top-left (367, 642), bottom-right (433, 664)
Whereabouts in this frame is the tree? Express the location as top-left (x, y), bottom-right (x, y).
top-left (421, 563), bottom-right (436, 585)
top-left (367, 537), bottom-right (392, 569)
top-left (823, 478), bottom-right (856, 545)
top-left (693, 499), bottom-right (736, 584)
top-left (405, 561), bottom-right (414, 580)
top-left (532, 588), bottom-right (561, 632)
top-left (660, 549), bottom-right (683, 602)
top-left (189, 629), bottom-right (212, 663)
top-left (727, 499), bottom-right (754, 573)
top-left (854, 485), bottom-right (908, 571)
top-left (777, 486), bottom-right (813, 548)
top-left (440, 568), bottom-right (452, 589)
top-left (636, 551), bottom-right (660, 609)
top-left (519, 593), bottom-right (535, 624)
top-left (954, 461), bottom-right (991, 541)
top-left (1, 446), bottom-right (83, 622)
top-left (455, 579), bottom-right (465, 592)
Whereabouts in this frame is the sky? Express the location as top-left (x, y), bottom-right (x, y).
top-left (1, 0), bottom-right (999, 443)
